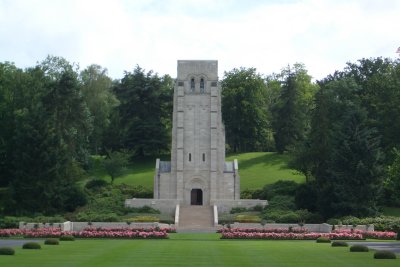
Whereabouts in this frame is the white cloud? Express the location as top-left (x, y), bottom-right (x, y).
top-left (0, 0), bottom-right (399, 80)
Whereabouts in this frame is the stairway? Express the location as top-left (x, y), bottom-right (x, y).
top-left (178, 206), bottom-right (216, 233)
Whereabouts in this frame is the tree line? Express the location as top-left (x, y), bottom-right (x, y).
top-left (0, 55), bottom-right (399, 219)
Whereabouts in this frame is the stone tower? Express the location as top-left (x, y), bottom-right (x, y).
top-left (154, 60), bottom-right (239, 205)
top-left (126, 60), bottom-right (266, 214)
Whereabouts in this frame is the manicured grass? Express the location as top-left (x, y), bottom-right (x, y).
top-left (87, 152), bottom-right (305, 190)
top-left (0, 234), bottom-right (397, 267)
top-left (87, 155), bottom-right (169, 190)
top-left (227, 152), bottom-right (305, 190)
top-left (382, 207), bottom-right (400, 217)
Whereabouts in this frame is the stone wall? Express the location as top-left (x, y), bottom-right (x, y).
top-left (212, 199), bottom-right (268, 213)
top-left (225, 223), bottom-right (374, 233)
top-left (124, 198), bottom-right (180, 215)
top-left (19, 221), bottom-right (174, 231)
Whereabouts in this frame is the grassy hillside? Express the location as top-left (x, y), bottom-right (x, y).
top-left (88, 152), bottom-right (305, 190)
top-left (227, 152), bottom-right (305, 190)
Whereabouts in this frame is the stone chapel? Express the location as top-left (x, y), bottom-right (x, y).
top-left (126, 60), bottom-right (266, 219)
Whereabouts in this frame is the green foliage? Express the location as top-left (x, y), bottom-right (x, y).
top-left (44, 238), bottom-right (59, 245)
top-left (316, 237), bottom-right (331, 243)
top-left (295, 182), bottom-right (318, 212)
top-left (60, 235), bottom-right (75, 241)
top-left (85, 179), bottom-right (109, 190)
top-left (103, 150), bottom-right (130, 184)
top-left (69, 184), bottom-right (153, 222)
top-left (80, 64), bottom-right (119, 154)
top-left (22, 242), bottom-right (41, 249)
top-left (230, 207), bottom-right (248, 214)
top-left (221, 67), bottom-right (270, 152)
top-left (126, 205), bottom-right (160, 214)
top-left (271, 64), bottom-right (317, 153)
top-left (0, 247), bottom-right (15, 255)
top-left (374, 251), bottom-right (397, 259)
top-left (75, 212), bottom-right (120, 222)
top-left (126, 216), bottom-right (159, 222)
top-left (349, 245), bottom-right (369, 252)
top-left (257, 180), bottom-right (299, 200)
top-left (266, 195), bottom-right (296, 211)
top-left (234, 214), bottom-right (261, 223)
top-left (333, 215), bottom-right (400, 232)
top-left (111, 66), bottom-right (173, 155)
top-left (0, 215), bottom-right (65, 229)
top-left (331, 241), bottom-right (348, 247)
top-left (384, 148), bottom-right (400, 206)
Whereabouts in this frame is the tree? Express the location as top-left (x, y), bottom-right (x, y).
top-left (384, 148), bottom-right (400, 206)
top-left (271, 64), bottom-right (317, 153)
top-left (80, 64), bottom-right (119, 154)
top-left (113, 66), bottom-right (173, 155)
top-left (221, 67), bottom-right (269, 152)
top-left (42, 65), bottom-right (93, 165)
top-left (6, 66), bottom-right (87, 214)
top-left (103, 150), bottom-right (129, 184)
top-left (323, 107), bottom-right (384, 218)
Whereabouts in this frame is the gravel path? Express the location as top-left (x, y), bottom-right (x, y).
top-left (348, 241), bottom-right (400, 253)
top-left (0, 239), bottom-right (43, 247)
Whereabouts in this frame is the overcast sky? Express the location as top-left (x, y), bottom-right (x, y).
top-left (0, 0), bottom-right (399, 80)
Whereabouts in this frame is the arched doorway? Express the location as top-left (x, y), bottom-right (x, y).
top-left (190, 189), bottom-right (203, 205)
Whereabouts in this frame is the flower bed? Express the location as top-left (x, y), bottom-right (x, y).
top-left (220, 227), bottom-right (397, 240)
top-left (220, 231), bottom-right (363, 240)
top-left (0, 227), bottom-right (174, 239)
top-left (218, 227), bottom-right (309, 234)
top-left (332, 229), bottom-right (397, 240)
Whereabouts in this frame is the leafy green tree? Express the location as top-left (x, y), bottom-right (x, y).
top-left (113, 66), bottom-right (173, 155)
top-left (384, 148), bottom-right (400, 206)
top-left (323, 107), bottom-right (384, 218)
top-left (0, 62), bottom-right (22, 186)
top-left (6, 66), bottom-right (87, 214)
top-left (80, 64), bottom-right (119, 154)
top-left (103, 150), bottom-right (130, 184)
top-left (344, 58), bottom-right (400, 162)
top-left (271, 64), bottom-right (317, 153)
top-left (42, 66), bottom-right (92, 165)
top-left (221, 67), bottom-right (269, 152)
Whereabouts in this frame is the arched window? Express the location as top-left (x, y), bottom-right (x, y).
top-left (189, 153), bottom-right (192, 162)
top-left (190, 78), bottom-right (195, 92)
top-left (200, 78), bottom-right (204, 93)
top-left (202, 153), bottom-right (205, 162)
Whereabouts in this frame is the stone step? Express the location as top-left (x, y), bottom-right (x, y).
top-left (178, 206), bottom-right (214, 230)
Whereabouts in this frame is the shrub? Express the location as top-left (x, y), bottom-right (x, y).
top-left (350, 245), bottom-right (369, 252)
top-left (267, 195), bottom-right (296, 211)
top-left (331, 241), bottom-right (348, 247)
top-left (259, 180), bottom-right (299, 199)
top-left (127, 216), bottom-right (159, 222)
top-left (374, 250), bottom-right (396, 259)
top-left (22, 242), bottom-right (41, 249)
top-left (316, 237), bottom-right (331, 243)
top-left (44, 238), bottom-right (59, 245)
top-left (234, 215), bottom-right (261, 223)
top-left (60, 235), bottom-right (75, 241)
top-left (85, 179), bottom-right (109, 190)
top-left (230, 207), bottom-right (248, 214)
top-left (0, 247), bottom-right (15, 255)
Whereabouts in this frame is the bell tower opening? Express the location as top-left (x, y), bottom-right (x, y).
top-left (190, 189), bottom-right (203, 205)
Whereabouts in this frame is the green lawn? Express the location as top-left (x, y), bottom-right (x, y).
top-left (88, 152), bottom-right (305, 190)
top-left (0, 234), bottom-right (397, 267)
top-left (227, 152), bottom-right (305, 189)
